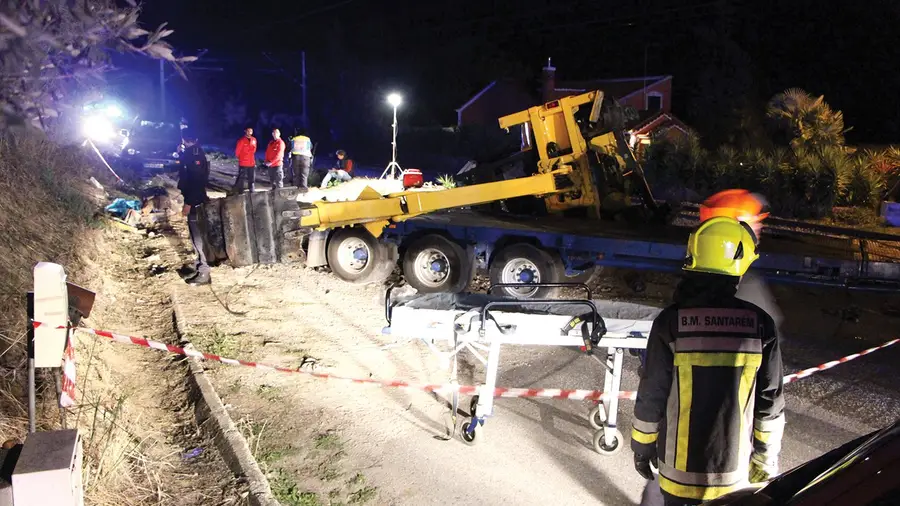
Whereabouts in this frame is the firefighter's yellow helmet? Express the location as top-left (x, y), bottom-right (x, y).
top-left (683, 216), bottom-right (759, 277)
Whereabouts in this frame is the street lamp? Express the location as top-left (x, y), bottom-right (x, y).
top-left (380, 92), bottom-right (403, 179)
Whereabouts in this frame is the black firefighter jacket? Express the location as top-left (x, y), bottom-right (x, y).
top-left (631, 275), bottom-right (786, 502)
top-left (178, 145), bottom-right (210, 207)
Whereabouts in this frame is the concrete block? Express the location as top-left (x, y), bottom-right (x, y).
top-left (202, 198), bottom-right (228, 263)
top-left (221, 194), bottom-right (258, 267)
top-left (251, 191), bottom-right (278, 264)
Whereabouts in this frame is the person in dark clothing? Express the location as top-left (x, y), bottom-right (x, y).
top-left (320, 149), bottom-right (354, 188)
top-left (699, 189), bottom-right (785, 341)
top-left (177, 130), bottom-right (212, 286)
top-left (289, 129), bottom-right (313, 192)
top-left (632, 217), bottom-right (785, 506)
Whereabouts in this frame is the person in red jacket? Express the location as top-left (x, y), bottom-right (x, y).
top-left (232, 127), bottom-right (258, 194)
top-left (264, 128), bottom-right (286, 189)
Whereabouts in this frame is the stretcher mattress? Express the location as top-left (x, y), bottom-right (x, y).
top-left (389, 293), bottom-right (662, 346)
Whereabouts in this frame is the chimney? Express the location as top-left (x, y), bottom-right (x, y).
top-left (541, 57), bottom-right (556, 104)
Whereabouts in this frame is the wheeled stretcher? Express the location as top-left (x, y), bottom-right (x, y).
top-left (383, 283), bottom-right (660, 454)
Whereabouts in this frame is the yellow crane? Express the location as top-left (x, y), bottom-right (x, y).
top-left (284, 90), bottom-right (661, 286)
top-left (294, 90), bottom-right (658, 239)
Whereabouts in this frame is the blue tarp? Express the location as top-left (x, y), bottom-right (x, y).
top-left (105, 198), bottom-right (141, 218)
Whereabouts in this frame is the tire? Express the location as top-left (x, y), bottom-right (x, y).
top-left (326, 227), bottom-right (392, 284)
top-left (489, 243), bottom-right (561, 299)
top-left (458, 418), bottom-right (481, 446)
top-left (588, 404), bottom-right (607, 431)
top-left (565, 265), bottom-right (604, 286)
top-left (402, 235), bottom-right (472, 294)
top-left (592, 428), bottom-right (624, 456)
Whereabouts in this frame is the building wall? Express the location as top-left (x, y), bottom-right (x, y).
top-left (458, 77), bottom-right (674, 126)
top-left (457, 81), bottom-right (536, 127)
top-left (618, 78), bottom-right (672, 113)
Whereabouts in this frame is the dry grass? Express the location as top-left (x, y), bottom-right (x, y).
top-left (0, 131), bottom-right (107, 438)
top-left (0, 132), bottom-right (240, 505)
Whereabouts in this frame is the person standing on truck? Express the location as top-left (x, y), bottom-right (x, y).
top-left (232, 127), bottom-right (258, 194)
top-left (698, 189), bottom-right (784, 341)
top-left (632, 216), bottom-right (785, 506)
top-left (289, 129), bottom-right (313, 192)
top-left (320, 149), bottom-right (354, 188)
top-left (265, 128), bottom-right (286, 189)
top-left (177, 129), bottom-right (212, 286)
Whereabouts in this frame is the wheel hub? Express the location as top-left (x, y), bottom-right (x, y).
top-left (501, 257), bottom-right (541, 297)
top-left (337, 237), bottom-right (370, 273)
top-left (415, 248), bottom-right (451, 288)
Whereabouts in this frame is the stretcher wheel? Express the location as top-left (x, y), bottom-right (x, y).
top-left (588, 404), bottom-right (607, 431)
top-left (470, 395), bottom-right (479, 416)
top-left (458, 418), bottom-right (480, 446)
top-left (592, 428), bottom-right (623, 456)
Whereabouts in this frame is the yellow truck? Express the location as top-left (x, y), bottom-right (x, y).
top-left (283, 90), bottom-right (668, 291)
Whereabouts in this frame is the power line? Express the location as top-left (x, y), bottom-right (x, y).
top-left (237, 0), bottom-right (357, 34)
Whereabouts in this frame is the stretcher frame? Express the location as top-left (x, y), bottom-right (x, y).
top-left (384, 283), bottom-right (653, 453)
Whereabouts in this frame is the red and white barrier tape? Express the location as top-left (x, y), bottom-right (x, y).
top-left (34, 322), bottom-right (899, 403)
top-left (782, 338), bottom-right (900, 384)
top-left (59, 336), bottom-right (76, 408)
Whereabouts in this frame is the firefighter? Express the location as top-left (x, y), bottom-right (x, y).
top-left (632, 216), bottom-right (785, 506)
top-left (699, 189), bottom-right (784, 340)
top-left (177, 129), bottom-right (212, 286)
top-left (289, 129), bottom-right (313, 192)
top-left (232, 127), bottom-right (258, 194)
top-left (265, 128), bottom-right (286, 189)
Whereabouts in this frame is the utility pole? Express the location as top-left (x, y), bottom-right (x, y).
top-left (159, 59), bottom-right (166, 118)
top-left (301, 51), bottom-right (308, 131)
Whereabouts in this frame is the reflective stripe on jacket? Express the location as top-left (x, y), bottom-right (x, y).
top-left (290, 135), bottom-right (312, 156)
top-left (632, 286), bottom-right (785, 502)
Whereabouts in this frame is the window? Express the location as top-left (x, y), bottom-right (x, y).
top-left (646, 92), bottom-right (663, 111)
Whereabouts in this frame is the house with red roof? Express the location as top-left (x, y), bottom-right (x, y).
top-left (455, 59), bottom-right (692, 155)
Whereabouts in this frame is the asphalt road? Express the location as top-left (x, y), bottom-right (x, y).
top-left (171, 163), bottom-right (900, 504)
top-left (172, 257), bottom-right (900, 505)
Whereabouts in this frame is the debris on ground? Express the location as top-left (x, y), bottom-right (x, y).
top-left (104, 197), bottom-right (141, 218)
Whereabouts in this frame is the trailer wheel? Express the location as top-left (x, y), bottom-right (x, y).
top-left (490, 243), bottom-right (561, 299)
top-left (326, 227), bottom-right (392, 284)
top-left (402, 235), bottom-right (472, 293)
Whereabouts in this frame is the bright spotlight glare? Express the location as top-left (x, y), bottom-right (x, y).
top-left (387, 93), bottom-right (402, 107)
top-left (105, 104), bottom-right (123, 118)
top-left (83, 115), bottom-right (114, 141)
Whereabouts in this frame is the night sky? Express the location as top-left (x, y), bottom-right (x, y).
top-left (132, 0), bottom-right (900, 151)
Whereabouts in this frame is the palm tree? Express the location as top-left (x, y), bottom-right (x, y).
top-left (766, 88), bottom-right (848, 151)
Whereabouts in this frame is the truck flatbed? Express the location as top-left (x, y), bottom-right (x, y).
top-left (386, 209), bottom-right (900, 289)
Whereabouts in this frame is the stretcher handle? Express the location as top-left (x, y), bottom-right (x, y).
top-left (384, 280), bottom-right (404, 325)
top-left (488, 282), bottom-right (593, 300)
top-left (477, 299), bottom-right (606, 337)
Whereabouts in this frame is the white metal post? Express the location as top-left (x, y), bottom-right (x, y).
top-left (380, 100), bottom-right (403, 179)
top-left (479, 339), bottom-right (502, 419)
top-left (604, 348), bottom-right (624, 446)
